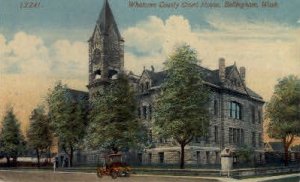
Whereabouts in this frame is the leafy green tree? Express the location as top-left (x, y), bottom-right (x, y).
top-left (155, 45), bottom-right (210, 169)
top-left (266, 75), bottom-right (300, 166)
top-left (0, 108), bottom-right (26, 166)
top-left (47, 82), bottom-right (87, 167)
top-left (27, 106), bottom-right (53, 167)
top-left (87, 74), bottom-right (146, 153)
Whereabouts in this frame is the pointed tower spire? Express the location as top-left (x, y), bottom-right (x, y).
top-left (96, 0), bottom-right (122, 40)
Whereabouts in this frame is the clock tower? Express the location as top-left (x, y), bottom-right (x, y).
top-left (88, 0), bottom-right (124, 97)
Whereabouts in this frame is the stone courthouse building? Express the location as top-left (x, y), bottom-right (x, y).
top-left (73, 0), bottom-right (265, 166)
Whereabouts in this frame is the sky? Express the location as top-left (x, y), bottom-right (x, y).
top-left (0, 0), bottom-right (299, 142)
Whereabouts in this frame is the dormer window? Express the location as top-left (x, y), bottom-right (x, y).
top-left (229, 101), bottom-right (242, 120)
top-left (141, 84), bottom-right (144, 93)
top-left (146, 82), bottom-right (150, 90)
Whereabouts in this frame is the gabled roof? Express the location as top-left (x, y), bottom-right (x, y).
top-left (92, 0), bottom-right (122, 40)
top-left (144, 70), bottom-right (167, 86)
top-left (141, 64), bottom-right (263, 101)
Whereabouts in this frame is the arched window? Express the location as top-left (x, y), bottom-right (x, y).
top-left (229, 101), bottom-right (242, 120)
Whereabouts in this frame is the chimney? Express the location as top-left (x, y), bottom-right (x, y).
top-left (219, 58), bottom-right (225, 83)
top-left (240, 67), bottom-right (246, 83)
top-left (151, 65), bottom-right (155, 72)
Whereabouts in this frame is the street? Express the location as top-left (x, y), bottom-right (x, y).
top-left (0, 170), bottom-right (219, 182)
top-left (0, 170), bottom-right (299, 182)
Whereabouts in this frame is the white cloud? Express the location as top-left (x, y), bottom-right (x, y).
top-left (123, 15), bottom-right (300, 100)
top-left (51, 40), bottom-right (88, 79)
top-left (0, 32), bottom-right (88, 79)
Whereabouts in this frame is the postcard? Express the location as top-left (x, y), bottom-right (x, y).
top-left (0, 0), bottom-right (299, 181)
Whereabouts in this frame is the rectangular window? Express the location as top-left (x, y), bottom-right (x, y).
top-left (258, 133), bottom-right (262, 147)
top-left (206, 151), bottom-right (210, 164)
top-left (195, 136), bottom-right (201, 143)
top-left (137, 108), bottom-right (141, 118)
top-left (233, 128), bottom-right (237, 144)
top-left (229, 128), bottom-right (233, 144)
top-left (241, 129), bottom-right (244, 144)
top-left (258, 111), bottom-right (261, 123)
top-left (143, 106), bottom-right (147, 119)
top-left (149, 105), bottom-right (152, 120)
top-left (252, 106), bottom-right (255, 124)
top-left (215, 152), bottom-right (220, 163)
top-left (197, 151), bottom-right (201, 164)
top-left (214, 100), bottom-right (218, 115)
top-left (236, 106), bottom-right (240, 120)
top-left (230, 102), bottom-right (234, 118)
top-left (230, 102), bottom-right (242, 120)
top-left (252, 132), bottom-right (256, 147)
top-left (158, 152), bottom-right (164, 164)
top-left (214, 126), bottom-right (218, 143)
top-left (149, 130), bottom-right (152, 143)
top-left (148, 153), bottom-right (152, 164)
top-left (204, 130), bottom-right (210, 143)
top-left (237, 129), bottom-right (240, 145)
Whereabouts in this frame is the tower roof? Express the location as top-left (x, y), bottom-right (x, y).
top-left (96, 0), bottom-right (122, 40)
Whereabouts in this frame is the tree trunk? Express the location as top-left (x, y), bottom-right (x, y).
top-left (70, 146), bottom-right (73, 167)
top-left (6, 157), bottom-right (10, 167)
top-left (36, 149), bottom-right (40, 168)
top-left (12, 157), bottom-right (17, 167)
top-left (283, 138), bottom-right (289, 166)
top-left (180, 143), bottom-right (185, 169)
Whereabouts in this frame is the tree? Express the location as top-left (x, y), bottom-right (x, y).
top-left (266, 75), bottom-right (300, 166)
top-left (154, 45), bottom-right (210, 169)
top-left (87, 74), bottom-right (146, 153)
top-left (0, 108), bottom-right (26, 166)
top-left (27, 106), bottom-right (53, 167)
top-left (47, 82), bottom-right (87, 167)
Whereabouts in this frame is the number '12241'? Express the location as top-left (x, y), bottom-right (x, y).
top-left (20, 1), bottom-right (41, 9)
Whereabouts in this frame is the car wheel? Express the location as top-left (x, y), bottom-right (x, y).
top-left (111, 171), bottom-right (118, 179)
top-left (96, 170), bottom-right (102, 178)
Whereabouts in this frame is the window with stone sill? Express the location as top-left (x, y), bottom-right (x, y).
top-left (229, 101), bottom-right (242, 120)
top-left (229, 127), bottom-right (244, 145)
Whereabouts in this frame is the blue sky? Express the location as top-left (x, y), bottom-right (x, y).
top-left (0, 0), bottom-right (299, 44)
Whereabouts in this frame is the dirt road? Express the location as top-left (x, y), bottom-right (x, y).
top-left (0, 170), bottom-right (219, 182)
